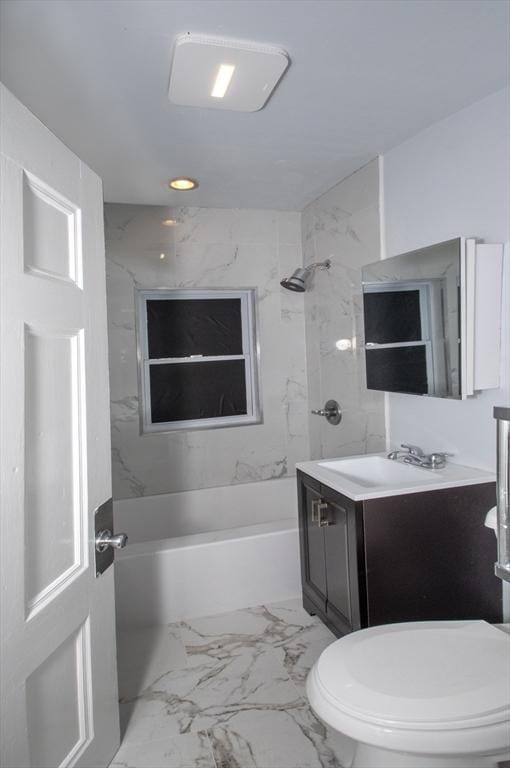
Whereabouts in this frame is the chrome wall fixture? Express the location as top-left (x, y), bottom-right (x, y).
top-left (280, 259), bottom-right (331, 292)
top-left (311, 399), bottom-right (342, 425)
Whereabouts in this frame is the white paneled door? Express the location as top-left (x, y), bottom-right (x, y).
top-left (0, 86), bottom-right (120, 767)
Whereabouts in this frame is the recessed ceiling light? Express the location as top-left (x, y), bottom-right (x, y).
top-left (162, 218), bottom-right (178, 226)
top-left (168, 177), bottom-right (198, 191)
top-left (168, 33), bottom-right (289, 112)
top-left (211, 64), bottom-right (235, 98)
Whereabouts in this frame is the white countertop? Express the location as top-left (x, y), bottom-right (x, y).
top-left (295, 452), bottom-right (496, 501)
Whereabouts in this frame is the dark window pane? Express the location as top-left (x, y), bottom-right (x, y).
top-left (366, 346), bottom-right (428, 394)
top-left (149, 360), bottom-right (247, 423)
top-left (363, 290), bottom-right (422, 344)
top-left (147, 298), bottom-right (243, 359)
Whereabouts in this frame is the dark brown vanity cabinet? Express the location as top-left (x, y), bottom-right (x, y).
top-left (297, 470), bottom-right (502, 637)
top-left (298, 472), bottom-right (365, 635)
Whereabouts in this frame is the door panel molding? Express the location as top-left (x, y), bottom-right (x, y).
top-left (0, 84), bottom-right (119, 768)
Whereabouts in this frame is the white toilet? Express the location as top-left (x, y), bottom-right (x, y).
top-left (307, 620), bottom-right (510, 768)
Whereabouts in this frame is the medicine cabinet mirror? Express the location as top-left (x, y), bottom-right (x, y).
top-left (362, 236), bottom-right (503, 399)
top-left (362, 238), bottom-right (463, 399)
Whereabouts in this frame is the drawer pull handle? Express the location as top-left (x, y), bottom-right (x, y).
top-left (312, 500), bottom-right (329, 527)
top-left (318, 505), bottom-right (330, 527)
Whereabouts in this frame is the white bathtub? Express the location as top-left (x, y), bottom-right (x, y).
top-left (114, 478), bottom-right (302, 627)
top-left (113, 476), bottom-right (298, 543)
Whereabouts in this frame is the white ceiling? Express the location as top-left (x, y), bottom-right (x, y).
top-left (1, 0), bottom-right (508, 210)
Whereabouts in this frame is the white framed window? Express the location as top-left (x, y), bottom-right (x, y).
top-left (136, 288), bottom-right (261, 433)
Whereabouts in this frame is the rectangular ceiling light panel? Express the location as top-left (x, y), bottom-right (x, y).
top-left (168, 34), bottom-right (289, 112)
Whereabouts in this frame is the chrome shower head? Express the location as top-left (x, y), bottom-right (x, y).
top-left (280, 259), bottom-right (331, 292)
top-left (280, 267), bottom-right (309, 292)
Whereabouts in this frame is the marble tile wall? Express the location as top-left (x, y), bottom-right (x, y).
top-left (301, 159), bottom-right (386, 459)
top-left (105, 204), bottom-right (309, 499)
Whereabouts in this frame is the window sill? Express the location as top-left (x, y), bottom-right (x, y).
top-left (141, 413), bottom-right (263, 435)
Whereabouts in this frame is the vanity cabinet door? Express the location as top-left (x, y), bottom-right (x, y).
top-left (297, 472), bottom-right (365, 636)
top-left (297, 472), bottom-right (327, 614)
top-left (322, 486), bottom-right (364, 635)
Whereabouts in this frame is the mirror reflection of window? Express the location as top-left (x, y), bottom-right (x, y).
top-left (363, 283), bottom-right (432, 395)
top-left (361, 238), bottom-right (461, 399)
top-left (364, 288), bottom-right (423, 344)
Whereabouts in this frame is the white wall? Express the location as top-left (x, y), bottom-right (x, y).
top-left (383, 88), bottom-right (510, 471)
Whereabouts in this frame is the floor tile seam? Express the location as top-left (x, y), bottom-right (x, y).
top-left (284, 703), bottom-right (349, 768)
top-left (178, 640), bottom-right (301, 675)
top-left (204, 704), bottom-right (333, 768)
top-left (116, 729), bottom-right (211, 751)
top-left (204, 728), bottom-right (219, 768)
top-left (175, 604), bottom-right (324, 651)
top-left (178, 641), bottom-right (308, 700)
top-left (180, 643), bottom-right (266, 675)
top-left (168, 621), bottom-right (191, 670)
top-left (206, 724), bottom-right (257, 768)
top-left (147, 642), bottom-right (310, 706)
top-left (259, 607), bottom-right (335, 650)
top-left (113, 724), bottom-right (218, 761)
top-left (196, 698), bottom-right (310, 727)
top-left (262, 644), bottom-right (309, 705)
top-left (260, 601), bottom-right (320, 627)
top-left (177, 631), bottom-right (272, 668)
top-left (261, 604), bottom-right (323, 636)
top-left (120, 694), bottom-right (308, 743)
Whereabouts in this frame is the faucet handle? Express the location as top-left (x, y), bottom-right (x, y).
top-left (427, 451), bottom-right (454, 468)
top-left (401, 443), bottom-right (425, 457)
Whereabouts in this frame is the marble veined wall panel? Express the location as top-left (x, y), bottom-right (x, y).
top-left (301, 160), bottom-right (385, 460)
top-left (105, 204), bottom-right (309, 499)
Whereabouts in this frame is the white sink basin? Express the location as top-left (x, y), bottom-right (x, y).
top-left (296, 453), bottom-right (495, 501)
top-left (318, 455), bottom-right (436, 488)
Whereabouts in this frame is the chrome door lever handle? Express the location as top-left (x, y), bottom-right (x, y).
top-left (95, 529), bottom-right (128, 553)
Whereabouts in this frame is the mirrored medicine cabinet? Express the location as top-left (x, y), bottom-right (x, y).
top-left (361, 237), bottom-right (503, 400)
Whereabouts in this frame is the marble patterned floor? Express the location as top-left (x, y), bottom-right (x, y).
top-left (111, 599), bottom-right (356, 768)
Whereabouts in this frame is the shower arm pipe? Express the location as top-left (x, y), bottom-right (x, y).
top-left (304, 259), bottom-right (331, 273)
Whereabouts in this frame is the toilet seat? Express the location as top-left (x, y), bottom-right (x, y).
top-left (307, 621), bottom-right (510, 756)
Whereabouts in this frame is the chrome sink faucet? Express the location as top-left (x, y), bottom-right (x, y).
top-left (387, 443), bottom-right (452, 469)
